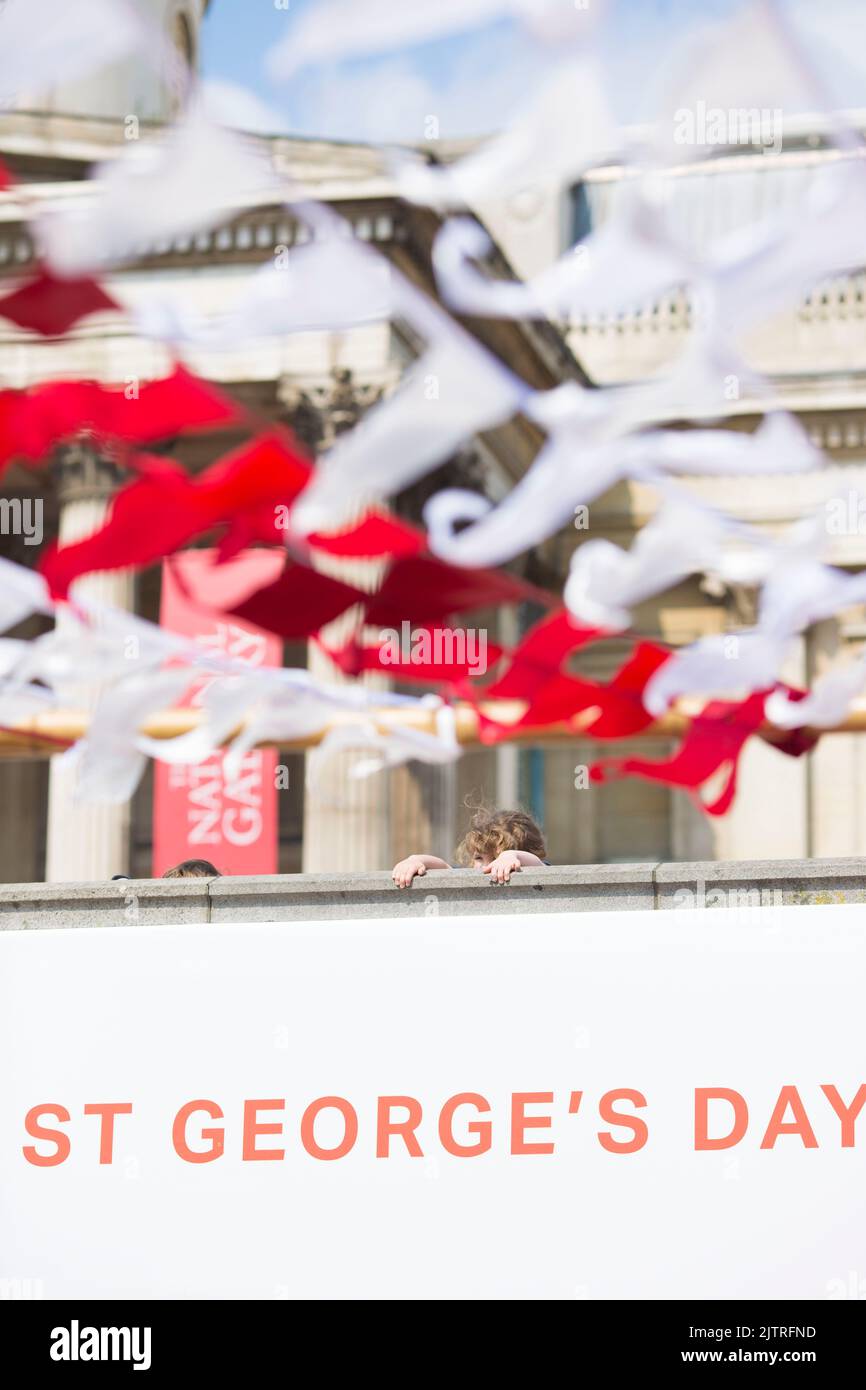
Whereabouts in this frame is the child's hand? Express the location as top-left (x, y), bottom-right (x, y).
top-left (483, 851), bottom-right (523, 884)
top-left (392, 854), bottom-right (428, 888)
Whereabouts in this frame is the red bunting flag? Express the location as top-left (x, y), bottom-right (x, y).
top-left (308, 511), bottom-right (425, 560)
top-left (484, 608), bottom-right (605, 700)
top-left (0, 267), bottom-right (119, 337)
top-left (365, 554), bottom-right (548, 627)
top-left (583, 642), bottom-right (673, 738)
top-left (0, 366), bottom-right (241, 474)
top-left (478, 641), bottom-right (671, 744)
top-left (228, 501), bottom-right (425, 561)
top-left (229, 561), bottom-right (366, 640)
top-left (40, 432), bottom-right (311, 600)
top-left (756, 688), bottom-right (818, 759)
top-left (469, 604), bottom-right (670, 743)
top-left (589, 692), bottom-right (770, 816)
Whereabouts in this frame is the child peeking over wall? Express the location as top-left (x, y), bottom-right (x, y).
top-left (391, 807), bottom-right (549, 888)
top-left (162, 859), bottom-right (222, 879)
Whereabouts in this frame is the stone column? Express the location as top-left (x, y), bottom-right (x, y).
top-left (708, 583), bottom-right (809, 861)
top-left (495, 605), bottom-right (520, 810)
top-left (45, 441), bottom-right (134, 882)
top-left (281, 369), bottom-right (395, 872)
top-left (302, 586), bottom-right (393, 873)
top-left (805, 618), bottom-right (866, 858)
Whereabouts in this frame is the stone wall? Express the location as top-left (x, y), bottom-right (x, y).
top-left (3, 859), bottom-right (866, 929)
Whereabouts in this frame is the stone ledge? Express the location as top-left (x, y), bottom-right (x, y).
top-left (0, 878), bottom-right (211, 930)
top-left (207, 866), bottom-right (658, 922)
top-left (654, 857), bottom-right (866, 910)
top-left (1, 859), bottom-right (865, 929)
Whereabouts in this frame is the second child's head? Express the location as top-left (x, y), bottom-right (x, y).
top-left (162, 859), bottom-right (222, 879)
top-left (456, 808), bottom-right (546, 869)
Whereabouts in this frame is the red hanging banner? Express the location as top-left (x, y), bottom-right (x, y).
top-left (152, 550), bottom-right (282, 877)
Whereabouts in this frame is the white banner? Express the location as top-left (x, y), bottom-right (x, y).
top-left (2, 904), bottom-right (866, 1300)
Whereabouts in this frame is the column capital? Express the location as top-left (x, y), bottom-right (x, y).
top-left (700, 575), bottom-right (760, 629)
top-left (54, 436), bottom-right (124, 508)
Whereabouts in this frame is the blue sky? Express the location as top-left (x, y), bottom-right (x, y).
top-left (200, 0), bottom-right (866, 143)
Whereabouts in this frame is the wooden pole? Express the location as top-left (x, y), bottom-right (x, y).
top-left (0, 697), bottom-right (858, 758)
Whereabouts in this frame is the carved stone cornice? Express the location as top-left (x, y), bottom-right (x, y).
top-left (0, 201), bottom-right (408, 275)
top-left (700, 574), bottom-right (760, 628)
top-left (277, 367), bottom-right (384, 454)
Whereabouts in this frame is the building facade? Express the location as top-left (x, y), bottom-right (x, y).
top-left (1, 5), bottom-right (864, 879)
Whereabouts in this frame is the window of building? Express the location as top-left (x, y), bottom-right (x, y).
top-left (569, 181), bottom-right (593, 247)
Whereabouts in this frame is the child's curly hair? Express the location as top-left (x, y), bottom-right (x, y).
top-left (162, 859), bottom-right (221, 879)
top-left (456, 807), bottom-right (547, 865)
